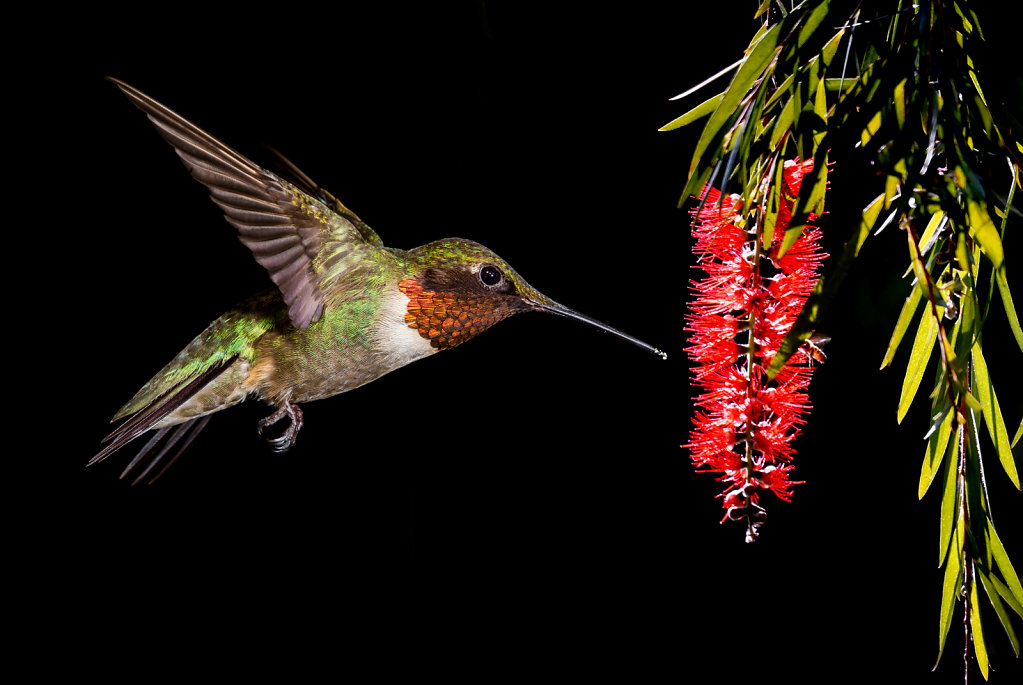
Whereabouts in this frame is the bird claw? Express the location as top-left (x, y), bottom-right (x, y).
top-left (257, 402), bottom-right (304, 453)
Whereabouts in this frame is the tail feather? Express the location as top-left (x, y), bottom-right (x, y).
top-left (120, 415), bottom-right (212, 485)
top-left (90, 357), bottom-right (238, 480)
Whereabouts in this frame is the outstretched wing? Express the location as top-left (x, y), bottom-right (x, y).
top-left (109, 78), bottom-right (383, 329)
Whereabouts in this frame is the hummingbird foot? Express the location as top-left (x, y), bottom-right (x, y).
top-left (257, 401), bottom-right (304, 453)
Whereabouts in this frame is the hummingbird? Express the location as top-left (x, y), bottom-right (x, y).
top-left (91, 78), bottom-right (666, 484)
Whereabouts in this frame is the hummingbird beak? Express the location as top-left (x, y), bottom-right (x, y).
top-left (526, 297), bottom-right (667, 360)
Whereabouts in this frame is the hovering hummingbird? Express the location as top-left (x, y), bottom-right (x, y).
top-left (92, 79), bottom-right (666, 484)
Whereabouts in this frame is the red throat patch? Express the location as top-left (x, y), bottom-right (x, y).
top-left (398, 278), bottom-right (514, 350)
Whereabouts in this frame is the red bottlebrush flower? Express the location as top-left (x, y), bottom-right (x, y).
top-left (684, 159), bottom-right (826, 542)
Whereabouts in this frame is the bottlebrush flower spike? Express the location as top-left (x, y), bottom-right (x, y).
top-left (684, 159), bottom-right (827, 542)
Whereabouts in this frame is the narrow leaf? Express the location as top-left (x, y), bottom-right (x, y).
top-left (860, 109), bottom-right (882, 146)
top-left (767, 193), bottom-right (883, 379)
top-left (972, 342), bottom-right (1021, 488)
top-left (897, 305), bottom-right (941, 424)
top-left (978, 569), bottom-right (1021, 657)
top-left (764, 72), bottom-right (795, 112)
top-left (687, 23), bottom-right (781, 179)
top-left (797, 0), bottom-right (831, 48)
top-left (969, 569), bottom-right (990, 679)
top-left (937, 525), bottom-right (963, 666)
top-left (987, 568), bottom-right (1023, 620)
top-left (669, 59), bottom-right (742, 102)
top-left (770, 95), bottom-right (796, 149)
top-left (762, 156), bottom-right (784, 248)
top-left (881, 285), bottom-right (923, 369)
top-left (938, 424), bottom-right (960, 567)
top-left (989, 518), bottom-right (1023, 608)
top-left (995, 268), bottom-right (1023, 354)
top-left (920, 408), bottom-right (954, 499)
top-left (660, 93), bottom-right (725, 131)
top-left (968, 199), bottom-right (1004, 269)
top-left (819, 26), bottom-right (845, 68)
top-left (777, 147), bottom-right (828, 259)
top-left (917, 211), bottom-right (947, 257)
top-left (812, 77), bottom-right (827, 147)
top-left (893, 77), bottom-right (907, 128)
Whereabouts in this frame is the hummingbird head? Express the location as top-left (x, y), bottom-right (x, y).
top-left (401, 238), bottom-right (666, 358)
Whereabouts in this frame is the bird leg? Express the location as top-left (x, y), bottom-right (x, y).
top-left (257, 401), bottom-right (304, 453)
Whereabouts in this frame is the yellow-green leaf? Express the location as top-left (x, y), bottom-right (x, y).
top-left (882, 284), bottom-right (924, 369)
top-left (938, 424), bottom-right (959, 566)
top-left (894, 77), bottom-right (907, 128)
top-left (989, 517), bottom-right (1023, 608)
top-left (777, 149), bottom-right (828, 258)
top-left (920, 409), bottom-right (955, 499)
top-left (968, 200), bottom-right (1004, 269)
top-left (762, 157), bottom-right (784, 248)
top-left (813, 77), bottom-right (828, 146)
top-left (972, 342), bottom-right (1021, 488)
top-left (860, 109), bottom-right (882, 146)
top-left (797, 0), bottom-right (831, 48)
top-left (937, 524), bottom-right (963, 666)
top-left (819, 26), bottom-right (845, 68)
top-left (770, 95), bottom-right (796, 150)
top-left (898, 305), bottom-right (941, 424)
top-left (766, 194), bottom-right (882, 379)
top-left (918, 211), bottom-right (946, 256)
top-left (969, 569), bottom-right (990, 679)
top-left (659, 93), bottom-right (725, 131)
top-left (688, 23), bottom-right (781, 178)
top-left (995, 268), bottom-right (1023, 355)
top-left (978, 570), bottom-right (1022, 657)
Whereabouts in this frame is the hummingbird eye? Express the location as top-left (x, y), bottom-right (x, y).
top-left (479, 265), bottom-right (503, 286)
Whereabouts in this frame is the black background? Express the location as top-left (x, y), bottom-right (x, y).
top-left (17, 1), bottom-right (1022, 681)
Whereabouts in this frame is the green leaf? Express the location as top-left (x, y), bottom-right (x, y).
top-left (687, 23), bottom-right (781, 180)
top-left (972, 342), bottom-right (1021, 488)
top-left (659, 93), bottom-right (725, 132)
top-left (777, 146), bottom-right (828, 258)
top-left (995, 268), bottom-right (1023, 355)
top-left (765, 72), bottom-right (795, 112)
top-left (920, 408), bottom-right (954, 499)
top-left (881, 285), bottom-right (924, 369)
top-left (907, 230), bottom-right (939, 308)
top-left (939, 426), bottom-right (960, 567)
top-left (812, 77), bottom-right (827, 147)
top-left (762, 156), bottom-right (784, 248)
top-left (937, 524), bottom-right (963, 667)
top-left (897, 305), bottom-right (941, 424)
top-left (968, 200), bottom-right (1004, 269)
top-left (819, 26), bottom-right (844, 68)
top-left (978, 569), bottom-right (1021, 658)
top-left (917, 211), bottom-right (946, 256)
top-left (860, 109), bottom-right (882, 146)
top-left (1013, 416), bottom-right (1022, 449)
top-left (769, 94), bottom-right (796, 150)
top-left (679, 163), bottom-right (714, 210)
top-left (987, 568), bottom-right (1023, 620)
top-left (969, 569), bottom-right (990, 680)
top-left (989, 518), bottom-right (1023, 608)
top-left (797, 0), bottom-right (831, 48)
top-left (893, 77), bottom-right (907, 128)
top-left (766, 193), bottom-right (883, 379)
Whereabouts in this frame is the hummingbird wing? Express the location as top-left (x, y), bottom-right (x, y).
top-left (109, 78), bottom-right (383, 329)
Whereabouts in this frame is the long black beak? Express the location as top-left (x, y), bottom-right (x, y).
top-left (528, 298), bottom-right (667, 360)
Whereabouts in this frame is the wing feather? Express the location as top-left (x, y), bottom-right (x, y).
top-left (108, 77), bottom-right (380, 329)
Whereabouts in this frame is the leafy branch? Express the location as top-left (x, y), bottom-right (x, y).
top-left (665, 0), bottom-right (1021, 679)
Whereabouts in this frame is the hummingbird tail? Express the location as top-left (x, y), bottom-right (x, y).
top-left (89, 357), bottom-right (237, 483)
